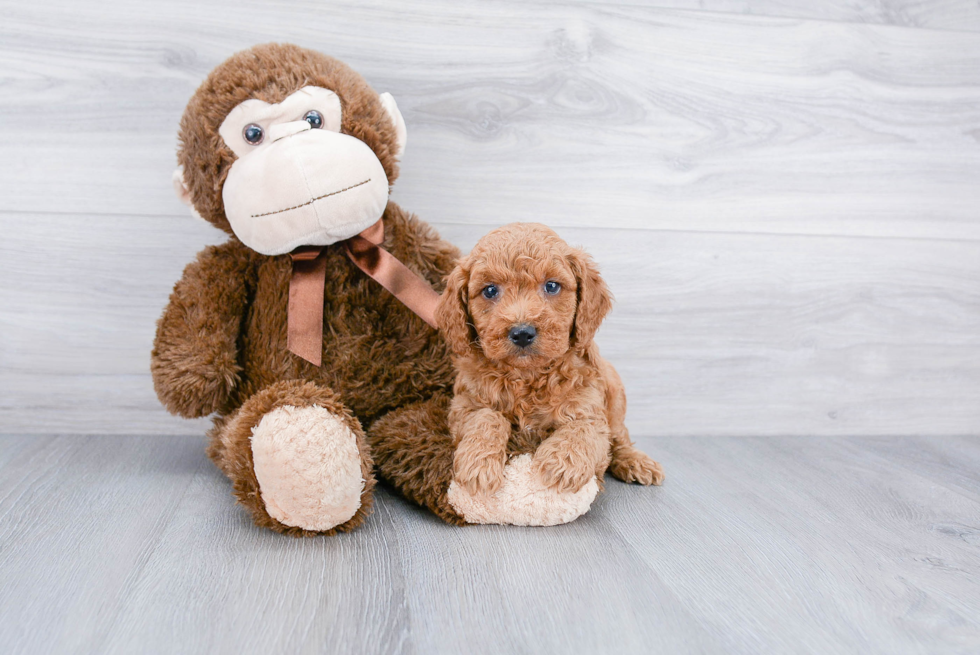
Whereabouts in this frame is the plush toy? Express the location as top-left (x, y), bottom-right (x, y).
top-left (370, 224), bottom-right (663, 526)
top-left (154, 43), bottom-right (649, 535)
top-left (153, 43), bottom-right (460, 536)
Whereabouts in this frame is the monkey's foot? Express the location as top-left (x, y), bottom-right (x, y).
top-left (447, 454), bottom-right (598, 526)
top-left (251, 405), bottom-right (366, 531)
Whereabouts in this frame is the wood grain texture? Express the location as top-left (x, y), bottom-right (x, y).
top-left (1, 433), bottom-right (978, 654)
top-left (1, 1), bottom-right (979, 436)
top-left (3, 216), bottom-right (979, 436)
top-left (584, 0), bottom-right (980, 32)
top-left (1, 2), bottom-right (979, 238)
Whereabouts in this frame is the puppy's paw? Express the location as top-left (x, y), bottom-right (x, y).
top-left (454, 438), bottom-right (506, 496)
top-left (610, 450), bottom-right (664, 486)
top-left (533, 439), bottom-right (595, 493)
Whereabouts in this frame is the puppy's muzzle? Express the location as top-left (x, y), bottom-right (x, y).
top-left (508, 324), bottom-right (537, 348)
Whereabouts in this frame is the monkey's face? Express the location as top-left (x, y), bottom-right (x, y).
top-left (174, 45), bottom-right (409, 253)
top-left (213, 86), bottom-right (398, 256)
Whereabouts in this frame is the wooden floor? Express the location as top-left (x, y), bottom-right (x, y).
top-left (1, 433), bottom-right (978, 654)
top-left (2, 0), bottom-right (980, 653)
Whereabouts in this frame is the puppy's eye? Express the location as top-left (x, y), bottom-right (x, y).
top-left (304, 110), bottom-right (323, 129)
top-left (544, 280), bottom-right (561, 295)
top-left (482, 284), bottom-right (499, 300)
top-left (242, 124), bottom-right (264, 145)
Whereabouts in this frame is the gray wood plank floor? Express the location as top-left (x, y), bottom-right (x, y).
top-left (2, 433), bottom-right (978, 654)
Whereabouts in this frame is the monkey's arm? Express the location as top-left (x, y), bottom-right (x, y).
top-left (151, 239), bottom-right (255, 418)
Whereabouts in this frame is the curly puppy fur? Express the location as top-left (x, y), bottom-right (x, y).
top-left (436, 223), bottom-right (664, 496)
top-left (152, 44), bottom-right (459, 535)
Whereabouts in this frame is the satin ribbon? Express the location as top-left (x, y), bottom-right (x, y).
top-left (287, 219), bottom-right (440, 366)
top-left (287, 246), bottom-right (330, 366)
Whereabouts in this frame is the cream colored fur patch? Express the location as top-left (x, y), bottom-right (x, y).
top-left (447, 454), bottom-right (598, 526)
top-left (251, 404), bottom-right (364, 531)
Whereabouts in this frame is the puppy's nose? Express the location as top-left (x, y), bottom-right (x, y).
top-left (508, 324), bottom-right (537, 348)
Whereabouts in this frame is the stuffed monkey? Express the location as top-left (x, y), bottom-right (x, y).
top-left (154, 43), bottom-right (461, 535)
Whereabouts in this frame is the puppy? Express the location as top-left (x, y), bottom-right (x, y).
top-left (436, 223), bottom-right (664, 497)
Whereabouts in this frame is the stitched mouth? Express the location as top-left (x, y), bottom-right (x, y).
top-left (250, 178), bottom-right (371, 218)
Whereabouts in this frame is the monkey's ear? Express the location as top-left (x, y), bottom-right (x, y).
top-left (378, 92), bottom-right (407, 160)
top-left (568, 248), bottom-right (613, 352)
top-left (171, 165), bottom-right (204, 221)
top-left (436, 262), bottom-right (474, 357)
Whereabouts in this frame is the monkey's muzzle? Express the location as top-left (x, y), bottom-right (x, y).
top-left (222, 128), bottom-right (390, 256)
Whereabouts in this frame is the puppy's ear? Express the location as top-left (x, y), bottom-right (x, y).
top-left (568, 248), bottom-right (613, 352)
top-left (436, 261), bottom-right (474, 356)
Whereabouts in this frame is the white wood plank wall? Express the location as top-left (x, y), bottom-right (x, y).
top-left (1, 0), bottom-right (978, 437)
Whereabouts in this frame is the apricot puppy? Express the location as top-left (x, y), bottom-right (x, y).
top-left (436, 223), bottom-right (664, 496)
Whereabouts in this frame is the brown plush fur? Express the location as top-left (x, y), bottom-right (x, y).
top-left (367, 393), bottom-right (467, 525)
top-left (152, 44), bottom-right (459, 535)
top-left (436, 223), bottom-right (664, 496)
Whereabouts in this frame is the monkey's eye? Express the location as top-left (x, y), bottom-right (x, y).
top-left (544, 281), bottom-right (561, 295)
top-left (242, 124), bottom-right (264, 145)
top-left (304, 110), bottom-right (323, 129)
top-left (482, 284), bottom-right (499, 300)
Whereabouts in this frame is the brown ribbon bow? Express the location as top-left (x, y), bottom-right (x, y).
top-left (287, 218), bottom-right (440, 366)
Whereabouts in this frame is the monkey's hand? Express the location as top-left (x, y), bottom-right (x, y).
top-left (151, 241), bottom-right (254, 418)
